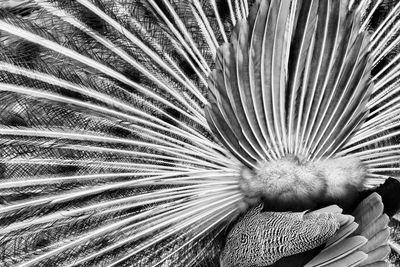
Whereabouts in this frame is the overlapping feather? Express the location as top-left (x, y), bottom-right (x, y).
top-left (306, 193), bottom-right (391, 267)
top-left (208, 0), bottom-right (373, 165)
top-left (0, 0), bottom-right (399, 266)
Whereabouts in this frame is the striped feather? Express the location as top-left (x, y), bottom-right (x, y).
top-left (0, 0), bottom-right (399, 266)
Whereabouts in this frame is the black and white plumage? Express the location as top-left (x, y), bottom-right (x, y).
top-left (0, 0), bottom-right (399, 266)
top-left (208, 0), bottom-right (372, 212)
top-left (221, 192), bottom-right (392, 267)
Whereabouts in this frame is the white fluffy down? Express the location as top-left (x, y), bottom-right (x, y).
top-left (239, 156), bottom-right (366, 210)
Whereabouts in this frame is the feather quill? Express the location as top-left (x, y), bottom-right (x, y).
top-left (0, 0), bottom-right (400, 266)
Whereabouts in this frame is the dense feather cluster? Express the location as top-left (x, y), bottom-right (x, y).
top-left (0, 0), bottom-right (399, 266)
top-left (222, 193), bottom-right (392, 267)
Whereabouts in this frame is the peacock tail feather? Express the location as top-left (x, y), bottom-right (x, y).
top-left (0, 0), bottom-right (399, 266)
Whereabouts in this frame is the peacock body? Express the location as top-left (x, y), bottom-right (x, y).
top-left (0, 0), bottom-right (400, 266)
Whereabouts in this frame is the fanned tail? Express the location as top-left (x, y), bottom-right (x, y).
top-left (0, 0), bottom-right (400, 266)
top-left (0, 1), bottom-right (250, 266)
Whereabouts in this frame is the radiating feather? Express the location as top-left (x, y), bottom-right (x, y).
top-left (232, 31), bottom-right (268, 160)
top-left (0, 20), bottom-right (205, 125)
top-left (147, 0), bottom-right (211, 73)
top-left (210, 0), bottom-right (281, 162)
top-left (312, 42), bottom-right (371, 158)
top-left (296, 0), bottom-right (329, 155)
top-left (0, 2), bottom-right (246, 265)
top-left (208, 63), bottom-right (261, 164)
top-left (205, 105), bottom-right (257, 168)
top-left (260, 0), bottom-right (292, 156)
top-left (1, 0), bottom-right (400, 266)
top-left (316, 34), bottom-right (369, 157)
top-left (219, 41), bottom-right (264, 160)
top-left (235, 19), bottom-right (273, 160)
top-left (209, 0), bottom-right (228, 43)
top-left (248, 0), bottom-right (282, 157)
top-left (73, 0), bottom-right (208, 104)
top-left (190, 0), bottom-right (219, 56)
top-left (314, 55), bottom-right (373, 159)
top-left (286, 0), bottom-right (318, 153)
top-left (261, 0), bottom-right (288, 155)
top-left (370, 1), bottom-right (400, 50)
top-left (301, 0), bottom-right (342, 156)
top-left (306, 7), bottom-right (361, 158)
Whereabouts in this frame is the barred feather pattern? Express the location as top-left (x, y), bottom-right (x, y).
top-left (220, 205), bottom-right (341, 266)
top-left (0, 0), bottom-right (399, 266)
top-left (221, 194), bottom-right (392, 267)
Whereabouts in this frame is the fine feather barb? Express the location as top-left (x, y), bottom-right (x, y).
top-left (300, 0), bottom-right (344, 157)
top-left (0, 1), bottom-right (246, 265)
top-left (1, 0), bottom-right (400, 266)
top-left (215, 44), bottom-right (264, 161)
top-left (234, 19), bottom-right (273, 160)
top-left (306, 193), bottom-right (391, 266)
top-left (249, 0), bottom-right (278, 157)
top-left (296, 0), bottom-right (330, 155)
top-left (260, 0), bottom-right (287, 156)
top-left (0, 20), bottom-right (206, 125)
top-left (73, 0), bottom-right (209, 105)
top-left (306, 4), bottom-right (368, 159)
top-left (286, 0), bottom-right (318, 154)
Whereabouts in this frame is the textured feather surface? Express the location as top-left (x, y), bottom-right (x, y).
top-left (208, 0), bottom-right (372, 162)
top-left (220, 204), bottom-right (345, 267)
top-left (0, 0), bottom-right (399, 266)
top-left (305, 193), bottom-right (390, 267)
top-left (0, 1), bottom-right (247, 265)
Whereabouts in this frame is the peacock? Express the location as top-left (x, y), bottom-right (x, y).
top-left (1, 0), bottom-right (400, 266)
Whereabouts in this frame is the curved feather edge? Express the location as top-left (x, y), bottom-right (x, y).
top-left (305, 193), bottom-right (391, 267)
top-left (206, 0), bottom-right (372, 164)
top-left (1, 0), bottom-right (400, 266)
